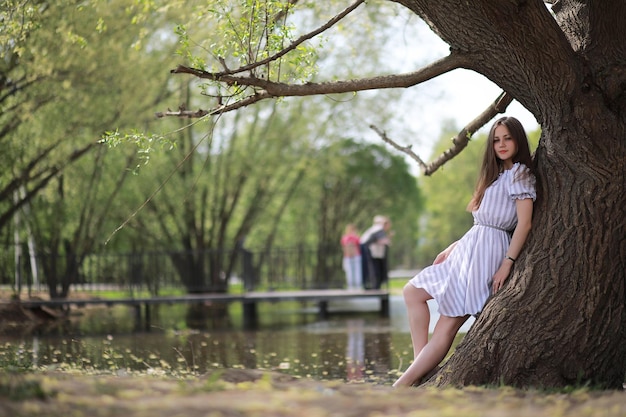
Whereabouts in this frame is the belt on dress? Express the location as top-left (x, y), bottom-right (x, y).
top-left (473, 222), bottom-right (510, 232)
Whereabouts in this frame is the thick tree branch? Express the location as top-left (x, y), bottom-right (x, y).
top-left (162, 53), bottom-right (471, 118)
top-left (395, 0), bottom-right (576, 121)
top-left (372, 91), bottom-right (514, 176)
top-left (172, 53), bottom-right (469, 94)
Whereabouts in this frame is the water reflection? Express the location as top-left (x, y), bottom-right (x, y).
top-left (183, 303), bottom-right (232, 330)
top-left (0, 296), bottom-right (472, 384)
top-left (346, 319), bottom-right (364, 381)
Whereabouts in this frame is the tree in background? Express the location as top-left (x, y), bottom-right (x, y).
top-left (158, 0), bottom-right (626, 388)
top-left (103, 1), bottom-right (425, 293)
top-left (1, 0), bottom-right (179, 297)
top-left (119, 98), bottom-right (316, 293)
top-left (2, 0), bottom-right (424, 298)
top-left (279, 138), bottom-right (421, 288)
top-left (0, 1), bottom-right (98, 234)
top-left (117, 93), bottom-right (421, 292)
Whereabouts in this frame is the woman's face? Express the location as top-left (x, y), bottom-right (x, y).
top-left (493, 124), bottom-right (518, 169)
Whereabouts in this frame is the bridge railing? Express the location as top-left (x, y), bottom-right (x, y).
top-left (0, 245), bottom-right (345, 297)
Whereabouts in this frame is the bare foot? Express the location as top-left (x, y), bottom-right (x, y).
top-left (411, 366), bottom-right (441, 387)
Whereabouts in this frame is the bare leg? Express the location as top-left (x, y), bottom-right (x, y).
top-left (393, 314), bottom-right (469, 388)
top-left (402, 284), bottom-right (433, 358)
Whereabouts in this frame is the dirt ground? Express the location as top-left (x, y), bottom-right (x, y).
top-left (1, 369), bottom-right (626, 417)
top-left (0, 298), bottom-right (63, 336)
top-left (0, 291), bottom-right (104, 335)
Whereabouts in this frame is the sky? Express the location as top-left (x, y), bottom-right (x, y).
top-left (357, 9), bottom-right (540, 163)
top-left (296, 5), bottom-right (540, 170)
top-left (406, 69), bottom-right (539, 159)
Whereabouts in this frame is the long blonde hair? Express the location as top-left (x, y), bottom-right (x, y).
top-left (467, 117), bottom-right (535, 211)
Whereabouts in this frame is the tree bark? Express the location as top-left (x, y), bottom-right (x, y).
top-left (391, 0), bottom-right (626, 388)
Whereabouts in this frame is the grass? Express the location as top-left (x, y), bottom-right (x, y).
top-left (386, 278), bottom-right (406, 294)
top-left (0, 371), bottom-right (48, 401)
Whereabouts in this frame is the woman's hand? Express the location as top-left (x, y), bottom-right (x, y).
top-left (493, 197), bottom-right (533, 293)
top-left (492, 262), bottom-right (513, 292)
top-left (433, 242), bottom-right (457, 265)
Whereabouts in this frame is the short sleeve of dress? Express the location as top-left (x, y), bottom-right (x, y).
top-left (509, 163), bottom-right (537, 201)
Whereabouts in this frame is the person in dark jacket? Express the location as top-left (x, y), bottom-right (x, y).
top-left (359, 215), bottom-right (391, 289)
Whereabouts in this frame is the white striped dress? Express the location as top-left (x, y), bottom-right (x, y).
top-left (409, 163), bottom-right (536, 317)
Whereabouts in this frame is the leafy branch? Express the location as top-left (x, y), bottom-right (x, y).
top-left (157, 1), bottom-right (517, 174)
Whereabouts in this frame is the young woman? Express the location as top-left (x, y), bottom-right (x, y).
top-left (393, 116), bottom-right (536, 387)
top-left (341, 223), bottom-right (363, 290)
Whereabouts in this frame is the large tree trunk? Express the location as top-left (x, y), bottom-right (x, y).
top-left (391, 0), bottom-right (626, 388)
top-left (433, 111), bottom-right (626, 389)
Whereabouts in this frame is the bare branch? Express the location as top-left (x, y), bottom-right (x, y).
top-left (425, 92), bottom-right (513, 175)
top-left (370, 125), bottom-right (428, 172)
top-left (155, 91), bottom-right (273, 118)
top-left (372, 91), bottom-right (514, 176)
top-left (273, 0), bottom-right (300, 25)
top-left (155, 108), bottom-right (210, 118)
top-left (208, 91), bottom-right (273, 114)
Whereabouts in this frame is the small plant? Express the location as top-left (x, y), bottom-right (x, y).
top-left (0, 371), bottom-right (50, 401)
top-left (0, 344), bottom-right (35, 372)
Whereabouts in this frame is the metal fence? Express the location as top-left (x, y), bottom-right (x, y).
top-left (0, 244), bottom-right (344, 297)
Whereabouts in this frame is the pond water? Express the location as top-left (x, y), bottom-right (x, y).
top-left (0, 296), bottom-right (474, 384)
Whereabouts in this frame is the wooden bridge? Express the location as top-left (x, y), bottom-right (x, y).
top-left (4, 288), bottom-right (390, 329)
